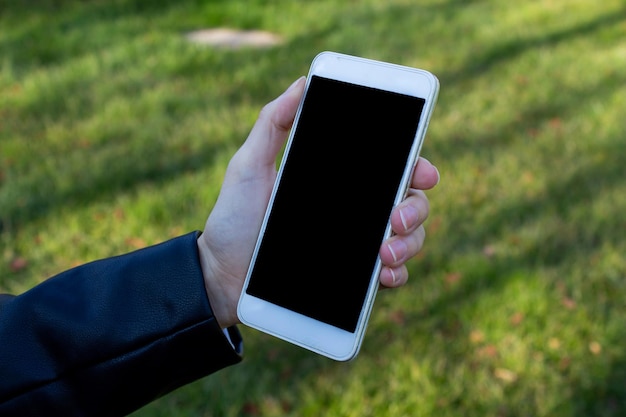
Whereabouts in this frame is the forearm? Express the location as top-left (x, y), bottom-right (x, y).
top-left (0, 232), bottom-right (242, 417)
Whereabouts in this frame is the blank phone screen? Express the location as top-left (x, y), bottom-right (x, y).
top-left (246, 75), bottom-right (426, 332)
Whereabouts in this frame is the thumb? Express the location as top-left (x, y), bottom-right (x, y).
top-left (239, 76), bottom-right (306, 167)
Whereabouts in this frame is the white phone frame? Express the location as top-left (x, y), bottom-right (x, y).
top-left (237, 51), bottom-right (439, 361)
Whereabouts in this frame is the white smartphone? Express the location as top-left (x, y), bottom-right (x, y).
top-left (237, 51), bottom-right (439, 361)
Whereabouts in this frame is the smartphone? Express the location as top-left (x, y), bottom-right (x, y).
top-left (237, 51), bottom-right (439, 361)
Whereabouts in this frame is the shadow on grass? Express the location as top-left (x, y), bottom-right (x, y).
top-left (572, 356), bottom-right (626, 417)
top-left (0, 0), bottom-right (211, 69)
top-left (2, 1), bottom-right (625, 416)
top-left (438, 5), bottom-right (626, 85)
top-left (218, 5), bottom-right (626, 416)
top-left (0, 7), bottom-right (317, 232)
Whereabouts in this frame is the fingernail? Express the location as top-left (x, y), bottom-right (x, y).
top-left (387, 240), bottom-right (407, 263)
top-left (399, 205), bottom-right (418, 232)
top-left (434, 165), bottom-right (441, 186)
top-left (387, 243), bottom-right (398, 262)
top-left (390, 268), bottom-right (397, 286)
top-left (399, 207), bottom-right (409, 231)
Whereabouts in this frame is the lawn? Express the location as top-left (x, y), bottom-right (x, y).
top-left (1, 0), bottom-right (625, 416)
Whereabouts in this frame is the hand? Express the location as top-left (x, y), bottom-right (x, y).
top-left (197, 77), bottom-right (440, 328)
top-left (377, 157), bottom-right (439, 288)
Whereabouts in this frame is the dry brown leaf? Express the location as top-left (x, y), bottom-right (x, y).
top-left (494, 368), bottom-right (517, 383)
top-left (478, 344), bottom-right (498, 358)
top-left (548, 337), bottom-right (561, 350)
top-left (125, 237), bottom-right (147, 249)
top-left (510, 312), bottom-right (524, 326)
top-left (589, 341), bottom-right (602, 355)
top-left (469, 330), bottom-right (485, 344)
top-left (242, 402), bottom-right (260, 416)
top-left (9, 257), bottom-right (28, 272)
top-left (561, 297), bottom-right (576, 310)
top-left (445, 272), bottom-right (462, 285)
top-left (389, 309), bottom-right (406, 325)
top-left (483, 245), bottom-right (496, 258)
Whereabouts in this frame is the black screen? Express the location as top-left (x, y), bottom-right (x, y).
top-left (246, 75), bottom-right (426, 332)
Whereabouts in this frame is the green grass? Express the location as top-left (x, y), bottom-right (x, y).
top-left (2, 0), bottom-right (625, 415)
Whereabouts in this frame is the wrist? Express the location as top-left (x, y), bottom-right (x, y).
top-left (196, 235), bottom-right (240, 329)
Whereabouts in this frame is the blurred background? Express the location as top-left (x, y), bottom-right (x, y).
top-left (1, 0), bottom-right (625, 416)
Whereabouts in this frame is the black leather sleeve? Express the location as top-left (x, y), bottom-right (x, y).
top-left (0, 231), bottom-right (243, 417)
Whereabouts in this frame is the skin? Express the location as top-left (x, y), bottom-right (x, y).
top-left (197, 77), bottom-right (440, 328)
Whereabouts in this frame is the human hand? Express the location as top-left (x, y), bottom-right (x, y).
top-left (197, 77), bottom-right (439, 328)
top-left (377, 157), bottom-right (439, 288)
top-left (197, 77), bottom-right (307, 329)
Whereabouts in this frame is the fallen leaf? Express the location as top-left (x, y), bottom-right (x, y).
top-left (469, 330), bottom-right (485, 344)
top-left (78, 138), bottom-right (91, 148)
top-left (589, 341), bottom-right (602, 355)
top-left (125, 237), bottom-right (146, 249)
top-left (114, 208), bottom-right (125, 220)
top-left (521, 171), bottom-right (535, 184)
top-left (548, 338), bottom-right (561, 350)
top-left (445, 272), bottom-right (462, 285)
top-left (389, 309), bottom-right (406, 325)
top-left (483, 245), bottom-right (496, 258)
top-left (242, 402), bottom-right (260, 416)
top-left (510, 312), bottom-right (524, 326)
top-left (266, 349), bottom-right (280, 362)
top-left (478, 344), bottom-right (498, 358)
top-left (9, 257), bottom-right (28, 272)
top-left (427, 216), bottom-right (442, 234)
top-left (561, 297), bottom-right (576, 310)
top-left (549, 117), bottom-right (562, 129)
top-left (494, 368), bottom-right (517, 383)
top-left (281, 400), bottom-right (292, 413)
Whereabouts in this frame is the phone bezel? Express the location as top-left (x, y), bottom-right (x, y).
top-left (237, 51), bottom-right (439, 361)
